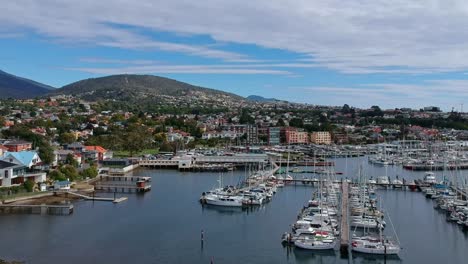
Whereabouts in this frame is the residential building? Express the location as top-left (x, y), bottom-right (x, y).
top-left (311, 131), bottom-right (332, 145)
top-left (1, 151), bottom-right (42, 169)
top-left (246, 124), bottom-right (259, 145)
top-left (268, 127), bottom-right (280, 145)
top-left (0, 160), bottom-right (26, 187)
top-left (3, 140), bottom-right (32, 152)
top-left (85, 146), bottom-right (109, 161)
top-left (65, 142), bottom-right (86, 152)
top-left (222, 124), bottom-right (248, 135)
top-left (285, 130), bottom-right (309, 144)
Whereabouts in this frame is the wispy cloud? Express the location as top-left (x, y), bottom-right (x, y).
top-left (5, 1), bottom-right (468, 73)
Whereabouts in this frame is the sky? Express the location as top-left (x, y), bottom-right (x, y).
top-left (2, 0), bottom-right (468, 111)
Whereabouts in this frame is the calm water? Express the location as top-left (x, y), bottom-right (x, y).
top-left (0, 157), bottom-right (467, 264)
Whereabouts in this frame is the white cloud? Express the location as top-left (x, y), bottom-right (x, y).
top-left (4, 1), bottom-right (468, 73)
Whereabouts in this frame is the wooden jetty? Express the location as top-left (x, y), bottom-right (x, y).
top-left (340, 182), bottom-right (349, 257)
top-left (0, 204), bottom-right (73, 215)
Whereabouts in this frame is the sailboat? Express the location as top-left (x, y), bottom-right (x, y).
top-left (293, 170), bottom-right (337, 250)
top-left (200, 173), bottom-right (243, 207)
top-left (284, 145), bottom-right (293, 183)
top-left (352, 197), bottom-right (401, 255)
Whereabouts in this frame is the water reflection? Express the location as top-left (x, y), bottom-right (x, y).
top-left (292, 247), bottom-right (337, 264)
top-left (352, 252), bottom-right (402, 264)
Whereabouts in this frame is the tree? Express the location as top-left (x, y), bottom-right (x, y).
top-left (58, 132), bottom-right (76, 144)
top-left (65, 153), bottom-right (79, 167)
top-left (277, 118), bottom-right (286, 127)
top-left (80, 166), bottom-right (98, 179)
top-left (122, 125), bottom-right (152, 156)
top-left (38, 144), bottom-right (54, 165)
top-left (342, 104), bottom-right (351, 114)
top-left (23, 179), bottom-right (35, 192)
top-left (49, 170), bottom-right (67, 181)
top-left (239, 109), bottom-right (255, 124)
top-left (60, 165), bottom-right (79, 181)
top-left (289, 118), bottom-right (304, 128)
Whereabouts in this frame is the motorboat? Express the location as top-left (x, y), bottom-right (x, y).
top-left (423, 172), bottom-right (437, 185)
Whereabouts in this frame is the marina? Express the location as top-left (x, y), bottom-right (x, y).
top-left (0, 157), bottom-right (468, 263)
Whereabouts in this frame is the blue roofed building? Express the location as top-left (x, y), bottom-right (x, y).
top-left (1, 151), bottom-right (42, 169)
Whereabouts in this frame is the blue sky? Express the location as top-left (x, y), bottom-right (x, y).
top-left (2, 0), bottom-right (468, 111)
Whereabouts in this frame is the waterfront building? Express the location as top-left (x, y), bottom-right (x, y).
top-left (311, 131), bottom-right (332, 145)
top-left (268, 127), bottom-right (280, 145)
top-left (1, 151), bottom-right (42, 169)
top-left (0, 160), bottom-right (46, 187)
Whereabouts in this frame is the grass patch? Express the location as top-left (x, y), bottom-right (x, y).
top-left (113, 148), bottom-right (159, 158)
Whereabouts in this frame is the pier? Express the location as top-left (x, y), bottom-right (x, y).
top-left (0, 204), bottom-right (73, 215)
top-left (64, 191), bottom-right (128, 203)
top-left (340, 182), bottom-right (349, 256)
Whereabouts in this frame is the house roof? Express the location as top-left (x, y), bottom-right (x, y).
top-left (4, 140), bottom-right (32, 146)
top-left (85, 146), bottom-right (107, 153)
top-left (2, 151), bottom-right (39, 166)
top-left (67, 142), bottom-right (85, 148)
top-left (55, 149), bottom-right (75, 155)
top-left (0, 160), bottom-right (23, 169)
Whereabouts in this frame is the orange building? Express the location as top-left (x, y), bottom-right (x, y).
top-left (285, 130), bottom-right (309, 144)
top-left (85, 146), bottom-right (108, 161)
top-left (3, 140), bottom-right (33, 152)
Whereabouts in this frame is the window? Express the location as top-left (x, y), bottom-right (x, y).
top-left (5, 170), bottom-right (9, 178)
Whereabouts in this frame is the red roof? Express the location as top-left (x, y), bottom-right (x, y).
top-left (85, 146), bottom-right (107, 153)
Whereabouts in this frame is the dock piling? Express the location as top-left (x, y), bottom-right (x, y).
top-left (340, 182), bottom-right (349, 257)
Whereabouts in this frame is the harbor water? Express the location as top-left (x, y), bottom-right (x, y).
top-left (0, 157), bottom-right (467, 264)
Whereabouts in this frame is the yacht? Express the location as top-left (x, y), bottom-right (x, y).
top-left (423, 172), bottom-right (437, 185)
top-left (294, 233), bottom-right (337, 250)
top-left (352, 236), bottom-right (400, 255)
top-left (203, 193), bottom-right (243, 207)
top-left (392, 178), bottom-right (403, 188)
top-left (377, 176), bottom-right (390, 185)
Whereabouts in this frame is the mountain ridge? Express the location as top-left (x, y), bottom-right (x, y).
top-left (247, 95), bottom-right (281, 102)
top-left (50, 74), bottom-right (245, 102)
top-left (0, 70), bottom-right (55, 99)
